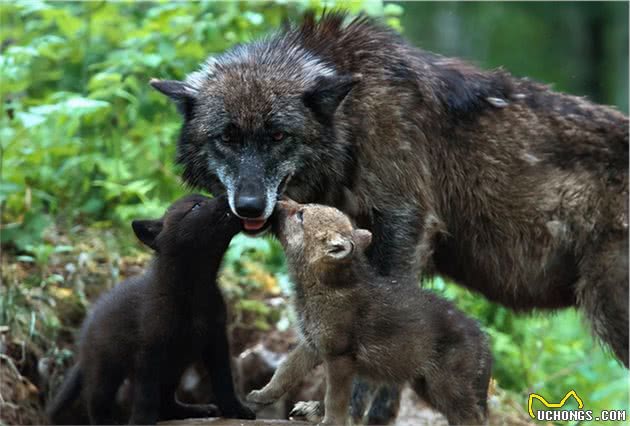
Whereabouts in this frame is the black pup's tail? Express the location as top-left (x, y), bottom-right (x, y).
top-left (47, 363), bottom-right (83, 424)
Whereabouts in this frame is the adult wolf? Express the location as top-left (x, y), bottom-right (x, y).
top-left (151, 10), bottom-right (628, 420)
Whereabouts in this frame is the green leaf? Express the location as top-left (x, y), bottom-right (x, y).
top-left (16, 111), bottom-right (46, 128)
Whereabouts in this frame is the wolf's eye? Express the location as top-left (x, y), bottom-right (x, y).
top-left (296, 210), bottom-right (304, 224)
top-left (271, 131), bottom-right (285, 142)
top-left (221, 133), bottom-right (231, 142)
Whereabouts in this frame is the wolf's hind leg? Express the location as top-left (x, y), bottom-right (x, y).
top-left (577, 238), bottom-right (629, 367)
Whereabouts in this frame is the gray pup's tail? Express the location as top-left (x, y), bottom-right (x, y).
top-left (47, 363), bottom-right (82, 424)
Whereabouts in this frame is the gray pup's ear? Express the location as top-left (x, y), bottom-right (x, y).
top-left (150, 79), bottom-right (197, 118)
top-left (325, 234), bottom-right (354, 261)
top-left (303, 74), bottom-right (361, 121)
top-left (352, 229), bottom-right (372, 252)
top-left (132, 219), bottom-right (163, 251)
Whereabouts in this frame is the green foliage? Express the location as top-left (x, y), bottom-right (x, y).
top-left (399, 2), bottom-right (629, 113)
top-left (0, 1), bottom-right (402, 254)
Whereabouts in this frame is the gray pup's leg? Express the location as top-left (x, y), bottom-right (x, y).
top-left (322, 356), bottom-right (355, 426)
top-left (247, 342), bottom-right (320, 405)
top-left (412, 376), bottom-right (483, 426)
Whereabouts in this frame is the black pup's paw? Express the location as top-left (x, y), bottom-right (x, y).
top-left (221, 402), bottom-right (256, 420)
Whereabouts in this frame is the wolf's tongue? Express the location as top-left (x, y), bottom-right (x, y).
top-left (243, 219), bottom-right (266, 231)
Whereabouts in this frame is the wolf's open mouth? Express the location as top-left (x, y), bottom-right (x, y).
top-left (243, 218), bottom-right (267, 232)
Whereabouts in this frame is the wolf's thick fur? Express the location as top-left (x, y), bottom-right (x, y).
top-left (151, 12), bottom-right (628, 418)
top-left (46, 195), bottom-right (254, 424)
top-left (247, 200), bottom-right (492, 425)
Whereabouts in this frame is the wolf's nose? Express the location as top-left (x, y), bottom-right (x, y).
top-left (235, 194), bottom-right (266, 218)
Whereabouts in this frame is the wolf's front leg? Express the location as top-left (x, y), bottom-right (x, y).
top-left (321, 356), bottom-right (355, 426)
top-left (247, 342), bottom-right (320, 405)
top-left (362, 205), bottom-right (429, 277)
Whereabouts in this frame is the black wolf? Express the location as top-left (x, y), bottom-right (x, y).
top-left (247, 199), bottom-right (492, 425)
top-left (47, 195), bottom-right (254, 424)
top-left (151, 10), bottom-right (628, 420)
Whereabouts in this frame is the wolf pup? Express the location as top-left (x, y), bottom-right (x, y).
top-left (247, 199), bottom-right (492, 425)
top-left (47, 194), bottom-right (254, 425)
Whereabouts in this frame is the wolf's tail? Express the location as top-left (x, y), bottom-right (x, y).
top-left (47, 363), bottom-right (83, 424)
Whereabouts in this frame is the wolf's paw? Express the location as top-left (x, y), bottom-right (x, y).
top-left (290, 400), bottom-right (324, 423)
top-left (246, 389), bottom-right (276, 406)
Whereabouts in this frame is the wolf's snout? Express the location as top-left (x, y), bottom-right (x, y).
top-left (235, 194), bottom-right (265, 218)
top-left (234, 184), bottom-right (269, 233)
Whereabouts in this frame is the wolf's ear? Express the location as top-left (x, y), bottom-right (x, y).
top-left (325, 234), bottom-right (354, 261)
top-left (352, 228), bottom-right (372, 252)
top-left (132, 219), bottom-right (163, 251)
top-left (150, 79), bottom-right (197, 118)
top-left (303, 74), bottom-right (360, 121)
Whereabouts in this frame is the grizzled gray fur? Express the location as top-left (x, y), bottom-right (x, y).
top-left (151, 10), bottom-right (628, 379)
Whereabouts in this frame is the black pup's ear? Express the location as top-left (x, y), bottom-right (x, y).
top-left (303, 74), bottom-right (361, 121)
top-left (132, 219), bottom-right (163, 251)
top-left (149, 79), bottom-right (197, 118)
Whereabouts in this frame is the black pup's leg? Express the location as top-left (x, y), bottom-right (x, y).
top-left (203, 328), bottom-right (255, 419)
top-left (129, 350), bottom-right (162, 425)
top-left (86, 379), bottom-right (120, 425)
top-left (158, 375), bottom-right (219, 421)
top-left (85, 361), bottom-right (123, 425)
top-left (161, 400), bottom-right (219, 420)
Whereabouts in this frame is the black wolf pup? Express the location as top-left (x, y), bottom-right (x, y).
top-left (247, 199), bottom-right (492, 425)
top-left (47, 194), bottom-right (255, 424)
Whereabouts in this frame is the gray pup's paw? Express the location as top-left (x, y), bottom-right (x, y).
top-left (290, 400), bottom-right (324, 423)
top-left (246, 389), bottom-right (276, 406)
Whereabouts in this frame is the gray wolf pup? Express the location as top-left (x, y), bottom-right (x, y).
top-left (246, 199), bottom-right (492, 425)
top-left (46, 195), bottom-right (255, 424)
